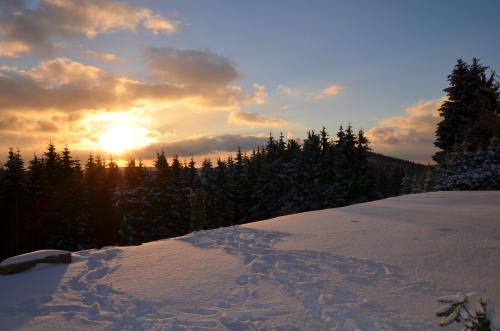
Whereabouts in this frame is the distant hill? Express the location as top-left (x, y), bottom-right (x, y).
top-left (367, 151), bottom-right (434, 175)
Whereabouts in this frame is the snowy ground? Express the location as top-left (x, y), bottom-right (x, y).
top-left (1, 191), bottom-right (499, 330)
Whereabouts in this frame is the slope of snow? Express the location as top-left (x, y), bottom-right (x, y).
top-left (0, 250), bottom-right (70, 266)
top-left (1, 191), bottom-right (499, 330)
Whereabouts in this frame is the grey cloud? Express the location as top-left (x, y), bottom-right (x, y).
top-left (139, 134), bottom-right (268, 157)
top-left (82, 50), bottom-right (124, 62)
top-left (228, 110), bottom-right (288, 128)
top-left (0, 114), bottom-right (23, 130)
top-left (144, 47), bottom-right (239, 86)
top-left (36, 120), bottom-right (59, 132)
top-left (366, 98), bottom-right (444, 162)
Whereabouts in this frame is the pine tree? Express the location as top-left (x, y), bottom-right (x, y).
top-left (230, 148), bottom-right (246, 224)
top-left (168, 155), bottom-right (191, 236)
top-left (52, 146), bottom-right (93, 249)
top-left (200, 158), bottom-right (217, 228)
top-left (25, 154), bottom-right (45, 251)
top-left (212, 158), bottom-right (233, 227)
top-left (250, 133), bottom-right (285, 219)
top-left (119, 159), bottom-right (151, 244)
top-left (434, 58), bottom-right (500, 189)
top-left (435, 58), bottom-right (499, 161)
top-left (297, 130), bottom-right (323, 211)
top-left (318, 127), bottom-right (337, 207)
top-left (333, 125), bottom-right (352, 205)
top-left (434, 59), bottom-right (470, 162)
top-left (279, 138), bottom-right (302, 214)
top-left (40, 143), bottom-right (65, 248)
top-left (0, 148), bottom-right (26, 259)
top-left (149, 151), bottom-right (172, 239)
top-left (353, 129), bottom-right (374, 202)
top-left (86, 154), bottom-right (118, 246)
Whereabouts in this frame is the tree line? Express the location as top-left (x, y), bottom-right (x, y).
top-left (0, 126), bottom-right (427, 260)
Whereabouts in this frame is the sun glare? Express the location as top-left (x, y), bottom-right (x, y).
top-left (98, 125), bottom-right (146, 154)
top-left (79, 111), bottom-right (158, 154)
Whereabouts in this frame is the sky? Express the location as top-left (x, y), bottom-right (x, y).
top-left (0, 0), bottom-right (499, 165)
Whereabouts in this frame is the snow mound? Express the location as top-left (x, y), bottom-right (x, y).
top-left (0, 250), bottom-right (71, 275)
top-left (0, 191), bottom-right (499, 330)
top-left (1, 250), bottom-right (71, 267)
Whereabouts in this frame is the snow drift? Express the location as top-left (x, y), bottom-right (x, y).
top-left (1, 191), bottom-right (499, 330)
top-left (0, 250), bottom-right (71, 275)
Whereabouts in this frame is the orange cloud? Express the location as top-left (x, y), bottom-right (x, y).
top-left (366, 98), bottom-right (445, 162)
top-left (0, 41), bottom-right (30, 57)
top-left (228, 111), bottom-right (288, 128)
top-left (82, 50), bottom-right (124, 62)
top-left (29, 57), bottom-right (104, 85)
top-left (310, 84), bottom-right (342, 100)
top-left (0, 53), bottom-right (254, 113)
top-left (276, 84), bottom-right (342, 100)
top-left (252, 84), bottom-right (268, 105)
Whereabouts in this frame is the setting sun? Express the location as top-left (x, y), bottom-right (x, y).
top-left (74, 111), bottom-right (159, 155)
top-left (97, 124), bottom-right (154, 154)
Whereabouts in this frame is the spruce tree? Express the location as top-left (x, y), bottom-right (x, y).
top-left (434, 58), bottom-right (500, 189)
top-left (0, 148), bottom-right (26, 259)
top-left (200, 159), bottom-right (217, 228)
top-left (169, 155), bottom-right (191, 236)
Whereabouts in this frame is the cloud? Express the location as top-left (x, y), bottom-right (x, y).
top-left (0, 41), bottom-right (30, 57)
top-left (144, 47), bottom-right (239, 86)
top-left (242, 84), bottom-right (269, 105)
top-left (28, 57), bottom-right (104, 84)
top-left (0, 51), bottom-right (272, 157)
top-left (0, 113), bottom-right (64, 133)
top-left (0, 0), bottom-right (180, 57)
top-left (143, 15), bottom-right (179, 34)
top-left (36, 120), bottom-right (59, 132)
top-left (228, 111), bottom-right (288, 128)
top-left (82, 50), bottom-right (124, 62)
top-left (139, 134), bottom-right (268, 157)
top-left (0, 55), bottom-right (253, 114)
top-left (320, 84), bottom-right (342, 97)
top-left (0, 132), bottom-right (41, 150)
top-left (0, 114), bottom-right (23, 130)
top-left (310, 84), bottom-right (342, 100)
top-left (366, 98), bottom-right (444, 162)
top-left (277, 85), bottom-right (299, 97)
top-left (252, 84), bottom-right (268, 104)
top-left (277, 84), bottom-right (342, 100)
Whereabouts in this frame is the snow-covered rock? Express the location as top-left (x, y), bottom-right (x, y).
top-left (0, 250), bottom-right (71, 275)
top-left (0, 191), bottom-right (499, 330)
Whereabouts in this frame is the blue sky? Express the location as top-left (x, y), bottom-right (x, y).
top-left (0, 0), bottom-right (499, 163)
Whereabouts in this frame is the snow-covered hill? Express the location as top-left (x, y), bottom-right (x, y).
top-left (1, 191), bottom-right (500, 330)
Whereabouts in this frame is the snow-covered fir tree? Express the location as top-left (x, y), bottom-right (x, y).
top-left (434, 58), bottom-right (500, 190)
